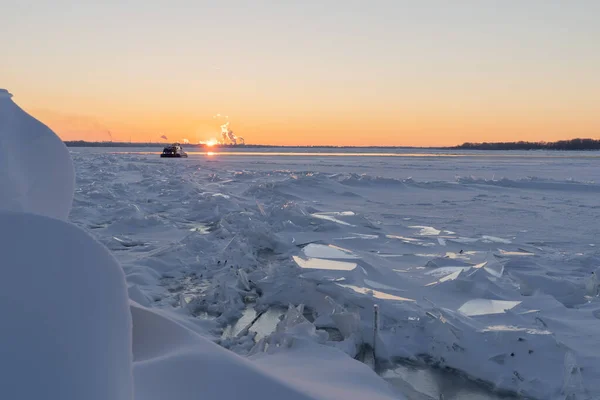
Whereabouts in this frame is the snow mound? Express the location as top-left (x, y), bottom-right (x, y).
top-left (0, 89), bottom-right (74, 220)
top-left (0, 210), bottom-right (133, 400)
top-left (131, 302), bottom-right (399, 400)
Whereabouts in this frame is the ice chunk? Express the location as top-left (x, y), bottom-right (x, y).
top-left (585, 271), bottom-right (599, 297)
top-left (293, 256), bottom-right (358, 271)
top-left (457, 298), bottom-right (521, 316)
top-left (409, 225), bottom-right (441, 236)
top-left (237, 268), bottom-right (252, 291)
top-left (364, 279), bottom-right (401, 291)
top-left (0, 89), bottom-right (75, 220)
top-left (302, 243), bottom-right (359, 259)
top-left (311, 211), bottom-right (356, 226)
top-left (0, 211), bottom-right (133, 400)
top-left (481, 235), bottom-right (512, 244)
top-left (386, 234), bottom-right (422, 242)
top-left (337, 284), bottom-right (415, 302)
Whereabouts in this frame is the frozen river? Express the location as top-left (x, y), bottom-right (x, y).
top-left (70, 147), bottom-right (600, 399)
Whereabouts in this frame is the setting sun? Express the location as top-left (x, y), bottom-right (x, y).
top-left (205, 139), bottom-right (218, 147)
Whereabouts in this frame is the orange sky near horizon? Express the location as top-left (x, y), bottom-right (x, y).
top-left (16, 88), bottom-right (598, 147)
top-left (3, 2), bottom-right (599, 147)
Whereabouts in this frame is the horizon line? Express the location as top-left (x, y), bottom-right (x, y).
top-left (62, 137), bottom-right (600, 150)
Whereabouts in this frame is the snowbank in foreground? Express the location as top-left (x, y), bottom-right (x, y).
top-left (0, 89), bottom-right (74, 220)
top-left (0, 210), bottom-right (133, 400)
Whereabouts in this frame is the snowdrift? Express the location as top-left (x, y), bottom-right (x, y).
top-left (0, 89), bottom-right (74, 220)
top-left (0, 210), bottom-right (134, 400)
top-left (131, 302), bottom-right (398, 400)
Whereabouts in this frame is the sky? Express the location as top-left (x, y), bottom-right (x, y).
top-left (2, 0), bottom-right (599, 146)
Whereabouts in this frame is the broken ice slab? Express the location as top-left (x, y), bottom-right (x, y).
top-left (250, 307), bottom-right (287, 341)
top-left (188, 223), bottom-right (211, 234)
top-left (481, 235), bottom-right (512, 244)
top-left (220, 306), bottom-right (288, 342)
top-left (334, 233), bottom-right (379, 240)
top-left (301, 243), bottom-right (359, 259)
top-left (425, 266), bottom-right (475, 277)
top-left (424, 262), bottom-right (487, 286)
top-left (457, 299), bottom-right (522, 317)
top-left (480, 325), bottom-right (551, 335)
top-left (381, 361), bottom-right (514, 400)
top-left (363, 279), bottom-right (402, 292)
top-left (311, 211), bottom-right (356, 226)
top-left (336, 283), bottom-right (415, 302)
top-left (112, 236), bottom-right (146, 247)
top-left (293, 256), bottom-right (358, 271)
top-left (386, 235), bottom-right (423, 243)
top-left (408, 226), bottom-right (441, 236)
top-left (220, 307), bottom-right (257, 339)
top-left (319, 327), bottom-right (344, 342)
top-left (496, 249), bottom-right (535, 257)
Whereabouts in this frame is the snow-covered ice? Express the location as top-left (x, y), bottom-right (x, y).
top-left (66, 146), bottom-right (600, 399)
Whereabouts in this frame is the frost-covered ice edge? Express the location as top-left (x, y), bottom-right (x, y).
top-left (0, 89), bottom-right (401, 400)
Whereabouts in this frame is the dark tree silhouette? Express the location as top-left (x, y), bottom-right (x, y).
top-left (454, 138), bottom-right (600, 151)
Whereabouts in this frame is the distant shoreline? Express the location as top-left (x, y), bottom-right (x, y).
top-left (63, 138), bottom-right (600, 151)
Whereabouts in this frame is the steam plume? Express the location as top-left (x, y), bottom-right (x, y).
top-left (216, 117), bottom-right (244, 145)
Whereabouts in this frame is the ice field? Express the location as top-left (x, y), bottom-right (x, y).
top-left (67, 146), bottom-right (600, 399)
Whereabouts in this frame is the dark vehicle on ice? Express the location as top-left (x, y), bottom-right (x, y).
top-left (160, 143), bottom-right (188, 158)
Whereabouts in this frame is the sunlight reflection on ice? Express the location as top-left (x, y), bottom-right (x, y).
top-left (364, 279), bottom-right (402, 291)
top-left (335, 233), bottom-right (379, 240)
top-left (458, 299), bottom-right (521, 317)
top-left (302, 243), bottom-right (359, 259)
top-left (481, 235), bottom-right (512, 244)
top-left (311, 211), bottom-right (356, 226)
top-left (189, 223), bottom-right (211, 234)
top-left (292, 256), bottom-right (357, 271)
top-left (497, 249), bottom-right (535, 256)
top-left (481, 325), bottom-right (551, 335)
top-left (409, 226), bottom-right (441, 236)
top-left (386, 235), bottom-right (422, 242)
top-left (336, 283), bottom-right (415, 302)
top-left (425, 269), bottom-right (463, 286)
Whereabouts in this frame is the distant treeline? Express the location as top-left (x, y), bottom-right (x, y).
top-left (455, 138), bottom-right (600, 151)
